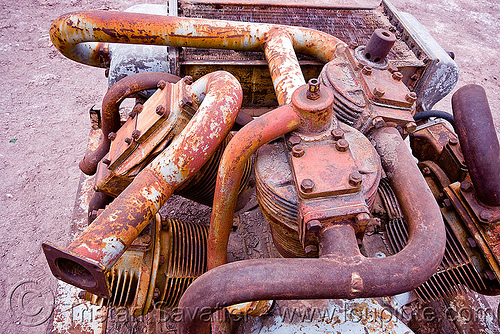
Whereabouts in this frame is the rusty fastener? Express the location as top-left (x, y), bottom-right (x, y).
top-left (304, 245), bottom-right (318, 254)
top-left (411, 74), bottom-right (419, 81)
top-left (467, 238), bottom-right (477, 248)
top-left (102, 158), bottom-right (111, 165)
top-left (132, 130), bottom-right (141, 140)
top-left (392, 72), bottom-right (403, 81)
top-left (128, 111), bottom-right (137, 119)
top-left (372, 116), bottom-right (385, 129)
top-left (292, 144), bottom-right (305, 158)
top-left (349, 172), bottom-right (363, 187)
top-left (362, 66), bottom-right (372, 75)
top-left (331, 128), bottom-right (344, 140)
top-left (306, 78), bottom-right (321, 100)
top-left (406, 122), bottom-right (417, 133)
top-left (480, 210), bottom-right (494, 223)
top-left (157, 80), bottom-right (167, 90)
top-left (405, 92), bottom-right (417, 103)
top-left (153, 287), bottom-right (160, 299)
top-left (133, 103), bottom-right (144, 114)
top-left (355, 213), bottom-right (370, 225)
top-left (108, 132), bottom-right (117, 141)
top-left (301, 179), bottom-right (315, 193)
top-left (422, 167), bottom-right (431, 176)
top-left (183, 76), bottom-right (194, 85)
top-left (460, 180), bottom-right (473, 193)
top-left (159, 256), bottom-right (165, 266)
top-left (484, 270), bottom-right (496, 281)
top-left (156, 105), bottom-right (166, 116)
top-left (336, 139), bottom-right (349, 152)
top-left (306, 220), bottom-right (322, 234)
top-left (124, 137), bottom-right (132, 145)
top-left (443, 198), bottom-right (452, 208)
top-left (90, 210), bottom-right (99, 220)
top-left (78, 290), bottom-right (86, 299)
top-left (373, 87), bottom-right (385, 97)
top-left (288, 135), bottom-right (301, 147)
top-left (388, 63), bottom-right (398, 73)
top-left (448, 137), bottom-right (459, 146)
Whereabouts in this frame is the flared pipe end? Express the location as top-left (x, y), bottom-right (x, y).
top-left (42, 242), bottom-right (110, 298)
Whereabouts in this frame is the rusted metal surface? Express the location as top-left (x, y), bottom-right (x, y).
top-left (452, 84), bottom-right (500, 207)
top-left (207, 105), bottom-right (301, 269)
top-left (183, 0), bottom-right (381, 9)
top-left (79, 72), bottom-right (180, 175)
top-left (43, 71), bottom-right (242, 298)
top-left (362, 29), bottom-right (396, 64)
top-left (177, 126), bottom-right (445, 333)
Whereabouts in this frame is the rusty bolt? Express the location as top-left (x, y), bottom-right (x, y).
top-left (90, 210), bottom-right (99, 220)
top-left (108, 132), bottom-right (117, 141)
top-left (448, 137), bottom-right (459, 146)
top-left (480, 210), bottom-right (494, 223)
top-left (467, 238), bottom-right (477, 248)
top-left (405, 92), bottom-right (417, 103)
top-left (133, 103), bottom-right (144, 114)
top-left (406, 122), bottom-right (417, 133)
top-left (484, 270), bottom-right (496, 281)
top-left (422, 167), bottom-right (431, 176)
top-left (157, 80), bottom-right (167, 90)
top-left (78, 290), bottom-right (86, 299)
top-left (128, 111), bottom-right (137, 119)
top-left (460, 180), bottom-right (473, 193)
top-left (443, 198), bottom-right (452, 208)
top-left (362, 66), bottom-right (372, 75)
top-left (306, 220), bottom-right (322, 234)
top-left (305, 245), bottom-right (318, 254)
top-left (392, 72), bottom-right (403, 81)
top-left (292, 144), bottom-right (305, 158)
top-left (372, 116), bottom-right (385, 129)
top-left (349, 172), bottom-right (363, 187)
top-left (183, 76), bottom-right (194, 85)
top-left (156, 105), bottom-right (166, 116)
top-left (388, 63), bottom-right (398, 73)
top-left (288, 135), bottom-right (301, 147)
top-left (411, 74), bottom-right (419, 81)
top-left (373, 87), bottom-right (385, 97)
top-left (124, 137), bottom-right (132, 145)
top-left (301, 179), bottom-right (315, 193)
top-left (102, 158), bottom-right (111, 165)
top-left (336, 139), bottom-right (349, 152)
top-left (132, 130), bottom-right (141, 140)
top-left (331, 128), bottom-right (345, 140)
top-left (153, 287), bottom-right (161, 299)
top-left (355, 213), bottom-right (371, 225)
top-left (306, 78), bottom-right (321, 100)
top-left (159, 256), bottom-right (165, 266)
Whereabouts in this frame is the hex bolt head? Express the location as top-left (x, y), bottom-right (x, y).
top-left (153, 287), bottom-right (160, 299)
top-left (335, 139), bottom-right (349, 152)
top-left (306, 219), bottom-right (322, 234)
top-left (460, 180), bottom-right (473, 193)
top-left (480, 210), bottom-right (494, 223)
top-left (306, 78), bottom-right (321, 100)
top-left (78, 290), bottom-right (86, 299)
top-left (124, 137), bottom-right (132, 145)
top-left (159, 256), bottom-right (165, 266)
top-left (484, 270), bottom-right (496, 281)
top-left (355, 213), bottom-right (371, 225)
top-left (288, 135), bottom-right (302, 147)
top-left (388, 63), bottom-right (398, 73)
top-left (449, 137), bottom-right (459, 146)
top-left (349, 172), bottom-right (363, 187)
top-left (422, 166), bottom-right (431, 176)
top-left (128, 111), bottom-right (137, 119)
top-left (373, 87), bottom-right (385, 97)
top-left (157, 80), bottom-right (167, 90)
top-left (405, 92), bottom-right (417, 103)
top-left (467, 237), bottom-right (477, 248)
top-left (183, 76), bottom-right (194, 85)
top-left (108, 132), bottom-right (117, 141)
top-left (156, 105), bottom-right (166, 116)
top-left (406, 122), bottom-right (417, 133)
top-left (132, 130), bottom-right (141, 140)
top-left (362, 66), bottom-right (372, 75)
top-left (372, 116), bottom-right (385, 129)
top-left (102, 158), bottom-right (111, 165)
top-left (392, 72), bottom-right (403, 81)
top-left (292, 144), bottom-right (305, 158)
top-left (331, 128), bottom-right (345, 140)
top-left (133, 103), bottom-right (144, 114)
top-left (301, 179), bottom-right (315, 193)
top-left (305, 244), bottom-right (318, 254)
top-left (411, 74), bottom-right (419, 81)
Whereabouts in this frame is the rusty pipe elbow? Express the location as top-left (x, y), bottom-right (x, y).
top-left (43, 71), bottom-right (243, 298)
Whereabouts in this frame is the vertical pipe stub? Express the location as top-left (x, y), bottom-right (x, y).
top-left (306, 78), bottom-right (321, 100)
top-left (363, 29), bottom-right (396, 63)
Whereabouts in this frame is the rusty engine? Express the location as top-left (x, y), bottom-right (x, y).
top-left (43, 1), bottom-right (500, 333)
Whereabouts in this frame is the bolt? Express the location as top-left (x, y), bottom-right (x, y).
top-left (90, 210), bottom-right (99, 220)
top-left (392, 72), bottom-right (403, 81)
top-left (157, 80), bottom-right (167, 90)
top-left (484, 270), bottom-right (496, 281)
top-left (78, 290), bottom-right (86, 299)
top-left (405, 92), bottom-right (417, 103)
top-left (108, 132), bottom-right (117, 141)
top-left (449, 137), bottom-right (459, 146)
top-left (132, 130), bottom-right (141, 140)
top-left (362, 66), bottom-right (372, 75)
top-left (422, 167), bottom-right (431, 175)
top-left (467, 237), bottom-right (477, 248)
top-left (153, 288), bottom-right (160, 299)
top-left (388, 63), bottom-right (398, 73)
top-left (305, 245), bottom-right (318, 254)
top-left (128, 111), bottom-right (137, 119)
top-left (306, 220), bottom-right (322, 233)
top-left (292, 144), bottom-right (305, 158)
top-left (443, 198), bottom-right (452, 208)
top-left (372, 116), bottom-right (385, 129)
top-left (480, 210), bottom-right (494, 223)
top-left (331, 128), bottom-right (344, 140)
top-left (349, 172), bottom-right (363, 187)
top-left (183, 76), bottom-right (193, 85)
top-left (373, 87), bottom-right (385, 97)
top-left (406, 122), bottom-right (417, 133)
top-left (159, 256), bottom-right (165, 266)
top-left (411, 74), bottom-right (419, 81)
top-left (460, 180), bottom-right (473, 193)
top-left (156, 105), bottom-right (166, 116)
top-left (301, 179), bottom-right (315, 193)
top-left (124, 137), bottom-right (132, 145)
top-left (355, 213), bottom-right (371, 225)
top-left (102, 158), bottom-right (111, 165)
top-left (288, 135), bottom-right (301, 147)
top-left (335, 139), bottom-right (349, 152)
top-left (306, 78), bottom-right (321, 100)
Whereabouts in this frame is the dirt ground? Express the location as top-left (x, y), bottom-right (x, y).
top-left (0, 0), bottom-right (498, 333)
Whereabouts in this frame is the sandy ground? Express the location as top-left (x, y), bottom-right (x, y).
top-left (0, 0), bottom-right (498, 333)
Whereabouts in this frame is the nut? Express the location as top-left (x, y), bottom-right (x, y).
top-left (301, 179), bottom-right (315, 193)
top-left (448, 137), bottom-right (459, 146)
top-left (460, 180), bottom-right (473, 193)
top-left (362, 66), bottom-right (372, 75)
top-left (335, 139), bottom-right (349, 152)
top-left (355, 213), bottom-right (370, 225)
top-left (124, 137), bottom-right (132, 145)
top-left (133, 103), bottom-right (144, 114)
top-left (304, 245), bottom-right (318, 254)
top-left (467, 238), bottom-right (477, 248)
top-left (128, 111), bottom-right (137, 119)
top-left (388, 63), bottom-right (398, 73)
top-left (373, 87), bottom-right (385, 97)
top-left (183, 76), bottom-right (193, 85)
top-left (156, 105), bottom-right (166, 116)
top-left (153, 287), bottom-right (160, 299)
top-left (405, 92), bottom-right (417, 103)
top-left (306, 78), bottom-right (321, 100)
top-left (108, 132), bottom-right (117, 141)
top-left (159, 256), bottom-right (165, 266)
top-left (292, 144), bottom-right (305, 158)
top-left (480, 210), bottom-right (494, 223)
top-left (288, 135), bottom-right (301, 147)
top-left (331, 128), bottom-right (344, 140)
top-left (306, 220), bottom-right (322, 234)
top-left (422, 167), bottom-right (431, 176)
top-left (406, 122), bottom-right (417, 133)
top-left (392, 72), bottom-right (403, 81)
top-left (349, 172), bottom-right (363, 187)
top-left (372, 117), bottom-right (385, 129)
top-left (157, 80), bottom-right (167, 90)
top-left (132, 130), bottom-right (141, 140)
top-left (102, 158), bottom-right (111, 165)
